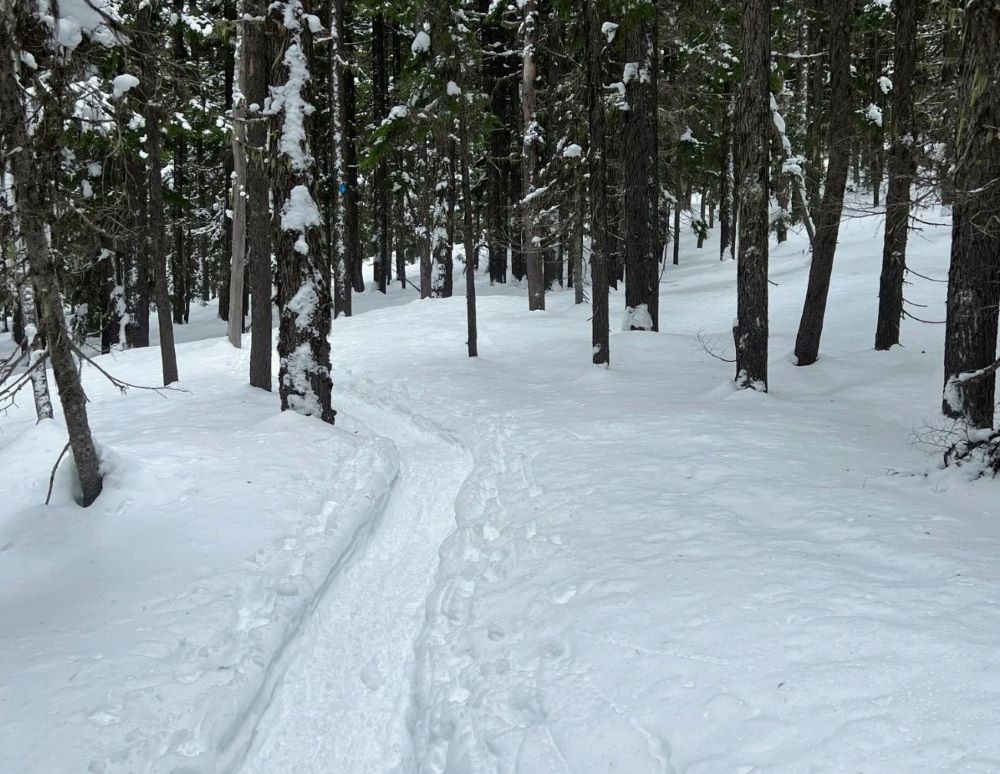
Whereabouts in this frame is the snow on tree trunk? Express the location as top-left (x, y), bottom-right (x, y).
top-left (330, 0), bottom-right (351, 319)
top-left (522, 0), bottom-right (545, 312)
top-left (228, 14), bottom-right (248, 348)
top-left (271, 0), bottom-right (335, 424)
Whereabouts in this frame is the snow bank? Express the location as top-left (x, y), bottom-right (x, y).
top-left (0, 337), bottom-right (398, 774)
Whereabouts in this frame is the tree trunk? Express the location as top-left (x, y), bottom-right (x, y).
top-left (874, 0), bottom-right (919, 351)
top-left (372, 12), bottom-right (389, 294)
top-left (586, 0), bottom-right (609, 364)
top-left (719, 89), bottom-right (735, 261)
top-left (273, 0), bottom-right (335, 424)
top-left (623, 4), bottom-right (659, 331)
top-left (138, 3), bottom-right (180, 385)
top-left (460, 100), bottom-right (478, 357)
top-left (734, 0), bottom-right (771, 390)
top-left (0, 16), bottom-right (102, 503)
top-left (331, 0), bottom-right (351, 317)
top-left (246, 4), bottom-right (272, 389)
top-left (522, 0), bottom-right (544, 311)
top-left (942, 0), bottom-right (1000, 428)
top-left (793, 1), bottom-right (853, 367)
top-left (228, 16), bottom-right (248, 347)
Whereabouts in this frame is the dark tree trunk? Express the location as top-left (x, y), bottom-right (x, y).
top-left (874, 0), bottom-right (919, 351)
top-left (372, 12), bottom-right (389, 294)
top-left (734, 0), bottom-right (771, 390)
top-left (623, 5), bottom-right (659, 331)
top-left (793, 1), bottom-right (853, 367)
top-left (344, 17), bottom-right (363, 295)
top-left (942, 0), bottom-right (1000, 428)
top-left (460, 101), bottom-right (478, 357)
top-left (522, 0), bottom-right (544, 311)
top-left (246, 4), bottom-right (272, 390)
top-left (125, 154), bottom-right (150, 347)
top-left (586, 0), bottom-right (609, 364)
top-left (484, 3), bottom-right (509, 285)
top-left (138, 3), bottom-right (180, 385)
top-left (719, 89), bottom-right (735, 261)
top-left (171, 0), bottom-right (188, 326)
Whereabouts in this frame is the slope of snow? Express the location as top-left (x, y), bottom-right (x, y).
top-left (0, 340), bottom-right (397, 773)
top-left (3, 201), bottom-right (1000, 774)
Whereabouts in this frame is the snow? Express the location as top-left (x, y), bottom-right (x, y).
top-left (878, 75), bottom-right (893, 94)
top-left (411, 30), bottom-right (431, 54)
top-left (601, 21), bottom-right (618, 43)
top-left (446, 81), bottom-right (462, 97)
top-left (4, 200), bottom-right (1000, 773)
top-left (112, 74), bottom-right (139, 98)
top-left (562, 143), bottom-right (582, 158)
top-left (861, 102), bottom-right (884, 127)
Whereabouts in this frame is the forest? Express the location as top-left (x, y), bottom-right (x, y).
top-left (2, 0), bottom-right (1000, 772)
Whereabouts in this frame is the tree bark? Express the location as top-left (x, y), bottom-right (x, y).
top-left (793, 1), bottom-right (853, 367)
top-left (522, 0), bottom-right (544, 311)
top-left (372, 12), bottom-right (389, 294)
top-left (272, 0), bottom-right (335, 423)
top-left (734, 0), bottom-right (771, 390)
top-left (228, 16), bottom-right (248, 347)
top-left (942, 0), bottom-right (1000, 428)
top-left (586, 0), bottom-right (609, 364)
top-left (874, 0), bottom-right (919, 351)
top-left (138, 2), bottom-right (180, 385)
top-left (623, 3), bottom-right (659, 331)
top-left (460, 100), bottom-right (478, 357)
top-left (246, 4), bottom-right (272, 389)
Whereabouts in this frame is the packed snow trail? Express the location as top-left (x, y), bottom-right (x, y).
top-left (235, 390), bottom-right (473, 773)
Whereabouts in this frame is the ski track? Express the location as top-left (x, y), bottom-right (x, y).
top-left (235, 383), bottom-right (474, 774)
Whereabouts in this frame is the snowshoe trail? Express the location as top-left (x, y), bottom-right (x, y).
top-left (234, 392), bottom-right (472, 774)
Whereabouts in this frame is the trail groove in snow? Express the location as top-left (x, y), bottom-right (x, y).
top-left (235, 385), bottom-right (473, 774)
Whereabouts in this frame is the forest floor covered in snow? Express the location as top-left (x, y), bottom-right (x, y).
top-left (3, 204), bottom-right (1000, 774)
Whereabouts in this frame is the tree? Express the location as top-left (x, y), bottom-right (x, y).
top-left (622, 0), bottom-right (659, 332)
top-left (874, 0), bottom-right (919, 351)
top-left (0, 0), bottom-right (103, 504)
top-left (271, 0), bottom-right (335, 423)
top-left (734, 0), bottom-right (770, 390)
top-left (586, 0), bottom-right (609, 365)
top-left (137, 1), bottom-right (180, 385)
top-left (942, 0), bottom-right (1000, 430)
top-left (793, 0), bottom-right (853, 367)
top-left (522, 0), bottom-right (545, 311)
top-left (245, 1), bottom-right (272, 390)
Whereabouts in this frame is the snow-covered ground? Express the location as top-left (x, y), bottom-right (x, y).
top-left (3, 205), bottom-right (1000, 773)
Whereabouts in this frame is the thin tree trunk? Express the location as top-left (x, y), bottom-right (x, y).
top-left (719, 89), bottom-right (735, 261)
top-left (942, 0), bottom-right (1000, 428)
top-left (460, 100), bottom-right (478, 357)
top-left (522, 0), bottom-right (544, 311)
top-left (586, 0), bottom-right (608, 364)
top-left (246, 5), bottom-right (272, 389)
top-left (372, 12), bottom-right (389, 294)
top-left (734, 0), bottom-right (771, 390)
top-left (228, 17), bottom-right (248, 347)
top-left (874, 0), bottom-right (919, 351)
top-left (793, 1), bottom-right (853, 367)
top-left (138, 2), bottom-right (179, 385)
top-left (331, 0), bottom-right (351, 317)
top-left (623, 4), bottom-right (658, 331)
